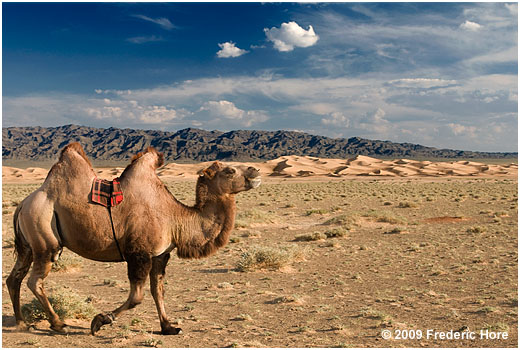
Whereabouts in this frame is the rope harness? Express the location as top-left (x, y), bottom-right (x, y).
top-left (91, 177), bottom-right (125, 261)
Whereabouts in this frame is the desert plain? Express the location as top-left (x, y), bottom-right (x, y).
top-left (2, 155), bottom-right (518, 348)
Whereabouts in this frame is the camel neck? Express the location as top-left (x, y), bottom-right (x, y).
top-left (199, 194), bottom-right (236, 235)
top-left (174, 193), bottom-right (236, 259)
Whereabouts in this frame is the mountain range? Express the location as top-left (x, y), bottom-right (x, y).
top-left (2, 124), bottom-right (516, 163)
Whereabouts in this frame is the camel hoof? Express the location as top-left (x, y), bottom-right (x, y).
top-left (15, 322), bottom-right (33, 332)
top-left (90, 313), bottom-right (113, 335)
top-left (161, 325), bottom-right (182, 335)
top-left (50, 322), bottom-right (67, 333)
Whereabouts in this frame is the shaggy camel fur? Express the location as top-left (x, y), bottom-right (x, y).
top-left (6, 142), bottom-right (261, 335)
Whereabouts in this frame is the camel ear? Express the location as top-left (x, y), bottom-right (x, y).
top-left (200, 161), bottom-right (221, 179)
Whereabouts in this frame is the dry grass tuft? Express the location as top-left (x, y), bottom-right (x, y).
top-left (323, 214), bottom-right (358, 226)
top-left (21, 287), bottom-right (96, 323)
top-left (294, 231), bottom-right (327, 242)
top-left (324, 227), bottom-right (348, 238)
top-left (51, 252), bottom-right (83, 272)
top-left (236, 245), bottom-right (307, 272)
top-left (235, 208), bottom-right (275, 228)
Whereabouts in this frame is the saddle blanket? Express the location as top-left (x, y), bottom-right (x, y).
top-left (91, 177), bottom-right (124, 207)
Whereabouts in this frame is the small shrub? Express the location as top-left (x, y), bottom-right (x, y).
top-left (232, 314), bottom-right (253, 321)
top-left (477, 306), bottom-right (497, 314)
top-left (398, 201), bottom-right (418, 208)
top-left (241, 230), bottom-right (261, 238)
top-left (235, 209), bottom-right (274, 228)
top-left (467, 226), bottom-right (485, 234)
top-left (360, 307), bottom-right (393, 323)
top-left (364, 210), bottom-right (407, 224)
top-left (385, 227), bottom-right (405, 235)
top-left (270, 295), bottom-right (304, 304)
top-left (21, 287), bottom-right (96, 323)
top-left (483, 322), bottom-right (510, 332)
top-left (324, 214), bottom-right (357, 226)
top-left (324, 227), bottom-right (348, 238)
top-left (236, 245), bottom-right (306, 272)
top-left (294, 231), bottom-right (326, 241)
top-left (217, 282), bottom-right (233, 289)
top-left (131, 318), bottom-right (143, 326)
top-left (143, 338), bottom-right (163, 347)
top-left (51, 254), bottom-right (83, 272)
top-left (305, 209), bottom-right (328, 216)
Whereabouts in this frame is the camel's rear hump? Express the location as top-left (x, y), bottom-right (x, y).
top-left (120, 147), bottom-right (164, 181)
top-left (130, 147), bottom-right (164, 169)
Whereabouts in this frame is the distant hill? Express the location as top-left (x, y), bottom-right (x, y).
top-left (2, 124), bottom-right (517, 163)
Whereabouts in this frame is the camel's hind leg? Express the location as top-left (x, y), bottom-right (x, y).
top-left (13, 192), bottom-right (66, 332)
top-left (6, 244), bottom-right (33, 330)
top-left (150, 253), bottom-right (182, 335)
top-left (91, 252), bottom-right (152, 335)
top-left (27, 254), bottom-right (66, 332)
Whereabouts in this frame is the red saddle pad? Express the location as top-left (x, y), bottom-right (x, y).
top-left (91, 178), bottom-right (124, 207)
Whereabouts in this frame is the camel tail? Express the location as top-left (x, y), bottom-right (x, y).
top-left (12, 203), bottom-right (26, 258)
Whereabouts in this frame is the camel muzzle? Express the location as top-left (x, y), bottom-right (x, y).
top-left (247, 176), bottom-right (261, 189)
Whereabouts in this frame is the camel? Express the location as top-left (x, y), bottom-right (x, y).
top-left (6, 142), bottom-right (261, 336)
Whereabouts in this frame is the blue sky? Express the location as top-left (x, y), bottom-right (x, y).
top-left (2, 2), bottom-right (518, 152)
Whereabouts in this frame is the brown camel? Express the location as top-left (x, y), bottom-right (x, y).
top-left (6, 142), bottom-right (261, 335)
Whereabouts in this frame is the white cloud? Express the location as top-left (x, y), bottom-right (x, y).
top-left (387, 78), bottom-right (458, 89)
top-left (375, 43), bottom-right (409, 60)
top-left (86, 106), bottom-right (124, 120)
top-left (84, 100), bottom-right (183, 124)
top-left (126, 35), bottom-right (163, 44)
top-left (197, 100), bottom-right (269, 128)
top-left (3, 71), bottom-right (517, 151)
top-left (358, 108), bottom-right (391, 134)
top-left (200, 100), bottom-right (244, 119)
top-left (217, 42), bottom-right (248, 58)
top-left (321, 112), bottom-right (350, 127)
top-left (460, 20), bottom-right (482, 31)
top-left (448, 123), bottom-right (477, 137)
top-left (505, 3), bottom-right (517, 15)
top-left (264, 21), bottom-right (319, 52)
top-left (293, 103), bottom-right (337, 115)
top-left (132, 15), bottom-right (175, 30)
top-left (198, 100), bottom-right (268, 127)
top-left (463, 47), bottom-right (517, 65)
top-left (138, 106), bottom-right (180, 123)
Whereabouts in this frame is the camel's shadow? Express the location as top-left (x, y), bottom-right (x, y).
top-left (2, 314), bottom-right (88, 337)
top-left (2, 314), bottom-right (16, 327)
top-left (198, 268), bottom-right (231, 274)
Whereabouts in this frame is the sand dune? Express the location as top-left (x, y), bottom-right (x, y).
top-left (2, 155), bottom-right (517, 183)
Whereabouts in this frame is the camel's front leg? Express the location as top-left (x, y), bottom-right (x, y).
top-left (150, 253), bottom-right (182, 335)
top-left (91, 252), bottom-right (152, 335)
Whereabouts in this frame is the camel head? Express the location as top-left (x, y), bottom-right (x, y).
top-left (198, 161), bottom-right (261, 196)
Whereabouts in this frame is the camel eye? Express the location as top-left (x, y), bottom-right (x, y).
top-left (223, 167), bottom-right (236, 176)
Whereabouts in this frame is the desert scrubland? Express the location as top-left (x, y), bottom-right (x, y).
top-left (2, 156), bottom-right (518, 347)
